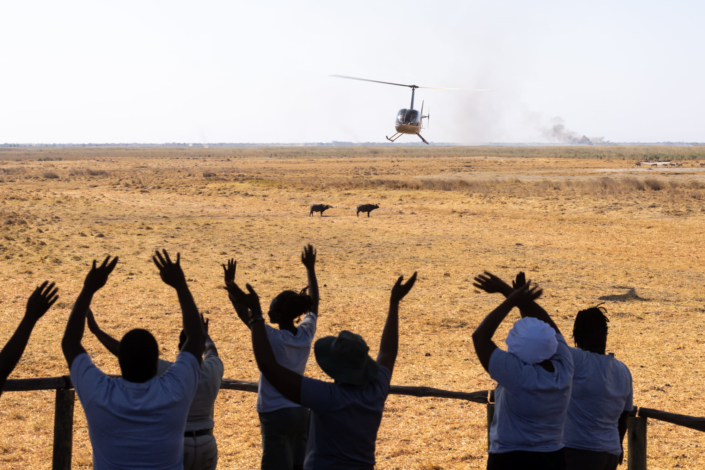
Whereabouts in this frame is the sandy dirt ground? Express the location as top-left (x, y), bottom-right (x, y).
top-left (0, 146), bottom-right (704, 469)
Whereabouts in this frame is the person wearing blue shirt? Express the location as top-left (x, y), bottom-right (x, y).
top-left (563, 306), bottom-right (633, 470)
top-left (473, 272), bottom-right (574, 470)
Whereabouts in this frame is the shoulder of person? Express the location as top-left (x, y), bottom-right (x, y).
top-left (376, 365), bottom-right (392, 387)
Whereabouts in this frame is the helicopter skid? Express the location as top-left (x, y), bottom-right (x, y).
top-left (386, 133), bottom-right (402, 142)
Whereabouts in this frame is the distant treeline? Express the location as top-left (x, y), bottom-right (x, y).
top-left (1, 145), bottom-right (705, 161)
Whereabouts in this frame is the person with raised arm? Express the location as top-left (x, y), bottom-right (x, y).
top-left (227, 268), bottom-right (416, 470)
top-left (224, 245), bottom-right (319, 470)
top-left (0, 282), bottom-right (58, 398)
top-left (472, 275), bottom-right (574, 470)
top-left (474, 272), bottom-right (633, 469)
top-left (85, 308), bottom-right (223, 470)
top-left (61, 251), bottom-right (205, 470)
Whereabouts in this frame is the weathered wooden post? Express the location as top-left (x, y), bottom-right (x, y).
top-left (628, 415), bottom-right (647, 470)
top-left (486, 403), bottom-right (495, 450)
top-left (52, 388), bottom-right (75, 470)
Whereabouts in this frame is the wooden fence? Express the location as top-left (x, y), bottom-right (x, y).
top-left (4, 376), bottom-right (704, 469)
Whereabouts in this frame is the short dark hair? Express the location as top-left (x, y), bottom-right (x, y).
top-left (270, 288), bottom-right (313, 324)
top-left (119, 329), bottom-right (159, 383)
top-left (573, 306), bottom-right (609, 349)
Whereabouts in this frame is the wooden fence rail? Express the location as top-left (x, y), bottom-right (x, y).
top-left (3, 376), bottom-right (704, 470)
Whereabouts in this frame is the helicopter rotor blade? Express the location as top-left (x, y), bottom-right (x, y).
top-left (331, 75), bottom-right (494, 91)
top-left (330, 75), bottom-right (417, 88)
top-left (418, 86), bottom-right (494, 91)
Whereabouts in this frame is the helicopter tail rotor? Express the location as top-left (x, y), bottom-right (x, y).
top-left (421, 101), bottom-right (430, 130)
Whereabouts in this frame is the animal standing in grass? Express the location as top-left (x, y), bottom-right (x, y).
top-left (310, 204), bottom-right (333, 217)
top-left (357, 204), bottom-right (379, 217)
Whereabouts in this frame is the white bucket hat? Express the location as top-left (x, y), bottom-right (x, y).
top-left (506, 317), bottom-right (558, 364)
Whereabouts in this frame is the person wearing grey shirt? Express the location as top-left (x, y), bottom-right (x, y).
top-left (86, 308), bottom-right (223, 470)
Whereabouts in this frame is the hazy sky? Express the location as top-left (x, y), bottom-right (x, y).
top-left (1, 1), bottom-right (703, 144)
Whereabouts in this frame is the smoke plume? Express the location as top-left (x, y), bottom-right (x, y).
top-left (542, 117), bottom-right (605, 145)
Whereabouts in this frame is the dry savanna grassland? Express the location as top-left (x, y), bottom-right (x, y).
top-left (1, 145), bottom-right (705, 469)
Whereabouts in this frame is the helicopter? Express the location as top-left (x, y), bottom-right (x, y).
top-left (332, 75), bottom-right (492, 144)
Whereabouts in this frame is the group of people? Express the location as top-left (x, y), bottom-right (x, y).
top-left (0, 244), bottom-right (632, 470)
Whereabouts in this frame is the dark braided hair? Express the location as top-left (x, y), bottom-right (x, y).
top-left (270, 287), bottom-right (313, 324)
top-left (573, 305), bottom-right (609, 352)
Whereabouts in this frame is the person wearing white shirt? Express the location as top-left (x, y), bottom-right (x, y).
top-left (473, 272), bottom-right (574, 470)
top-left (86, 309), bottom-right (224, 470)
top-left (224, 245), bottom-right (320, 470)
top-left (61, 251), bottom-right (205, 470)
top-left (563, 306), bottom-right (633, 470)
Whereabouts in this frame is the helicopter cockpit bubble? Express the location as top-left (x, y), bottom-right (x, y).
top-left (397, 109), bottom-right (421, 125)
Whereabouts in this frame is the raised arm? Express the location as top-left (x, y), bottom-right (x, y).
top-left (472, 282), bottom-right (542, 372)
top-left (153, 250), bottom-right (204, 363)
top-left (301, 244), bottom-right (319, 316)
top-left (223, 259), bottom-right (250, 327)
top-left (474, 271), bottom-right (561, 336)
top-left (377, 272), bottom-right (417, 377)
top-left (228, 281), bottom-right (303, 404)
top-left (62, 256), bottom-right (118, 369)
top-left (85, 308), bottom-right (120, 357)
top-left (201, 314), bottom-right (218, 359)
top-left (0, 282), bottom-right (58, 396)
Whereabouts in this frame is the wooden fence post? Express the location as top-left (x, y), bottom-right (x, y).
top-left (52, 388), bottom-right (75, 470)
top-left (628, 415), bottom-right (647, 470)
top-left (486, 403), bottom-right (495, 451)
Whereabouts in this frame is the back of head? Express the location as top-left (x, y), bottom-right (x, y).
top-left (269, 289), bottom-right (313, 324)
top-left (573, 306), bottom-right (609, 353)
top-left (119, 329), bottom-right (159, 383)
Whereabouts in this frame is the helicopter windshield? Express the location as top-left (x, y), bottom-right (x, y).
top-left (397, 109), bottom-right (420, 124)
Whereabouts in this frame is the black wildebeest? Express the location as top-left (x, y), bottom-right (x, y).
top-left (356, 204), bottom-right (379, 217)
top-left (310, 204), bottom-right (333, 217)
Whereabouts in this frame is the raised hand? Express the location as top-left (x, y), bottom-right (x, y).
top-left (25, 281), bottom-right (59, 322)
top-left (153, 249), bottom-right (187, 289)
top-left (222, 259), bottom-right (236, 285)
top-left (512, 271), bottom-right (527, 289)
top-left (390, 272), bottom-right (417, 303)
top-left (84, 256), bottom-right (119, 293)
top-left (506, 281), bottom-right (542, 307)
top-left (301, 244), bottom-right (316, 270)
top-left (473, 271), bottom-right (511, 296)
top-left (225, 281), bottom-right (262, 313)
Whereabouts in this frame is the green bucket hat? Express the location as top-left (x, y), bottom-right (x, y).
top-left (314, 330), bottom-right (379, 386)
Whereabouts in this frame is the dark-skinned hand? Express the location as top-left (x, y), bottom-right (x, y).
top-left (506, 281), bottom-right (542, 307)
top-left (512, 271), bottom-right (527, 289)
top-left (84, 256), bottom-right (119, 293)
top-left (25, 281), bottom-right (59, 322)
top-left (222, 259), bottom-right (236, 285)
top-left (226, 281), bottom-right (262, 313)
top-left (390, 272), bottom-right (417, 303)
top-left (473, 271), bottom-right (511, 295)
top-left (152, 250), bottom-right (187, 289)
top-left (301, 244), bottom-right (316, 270)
